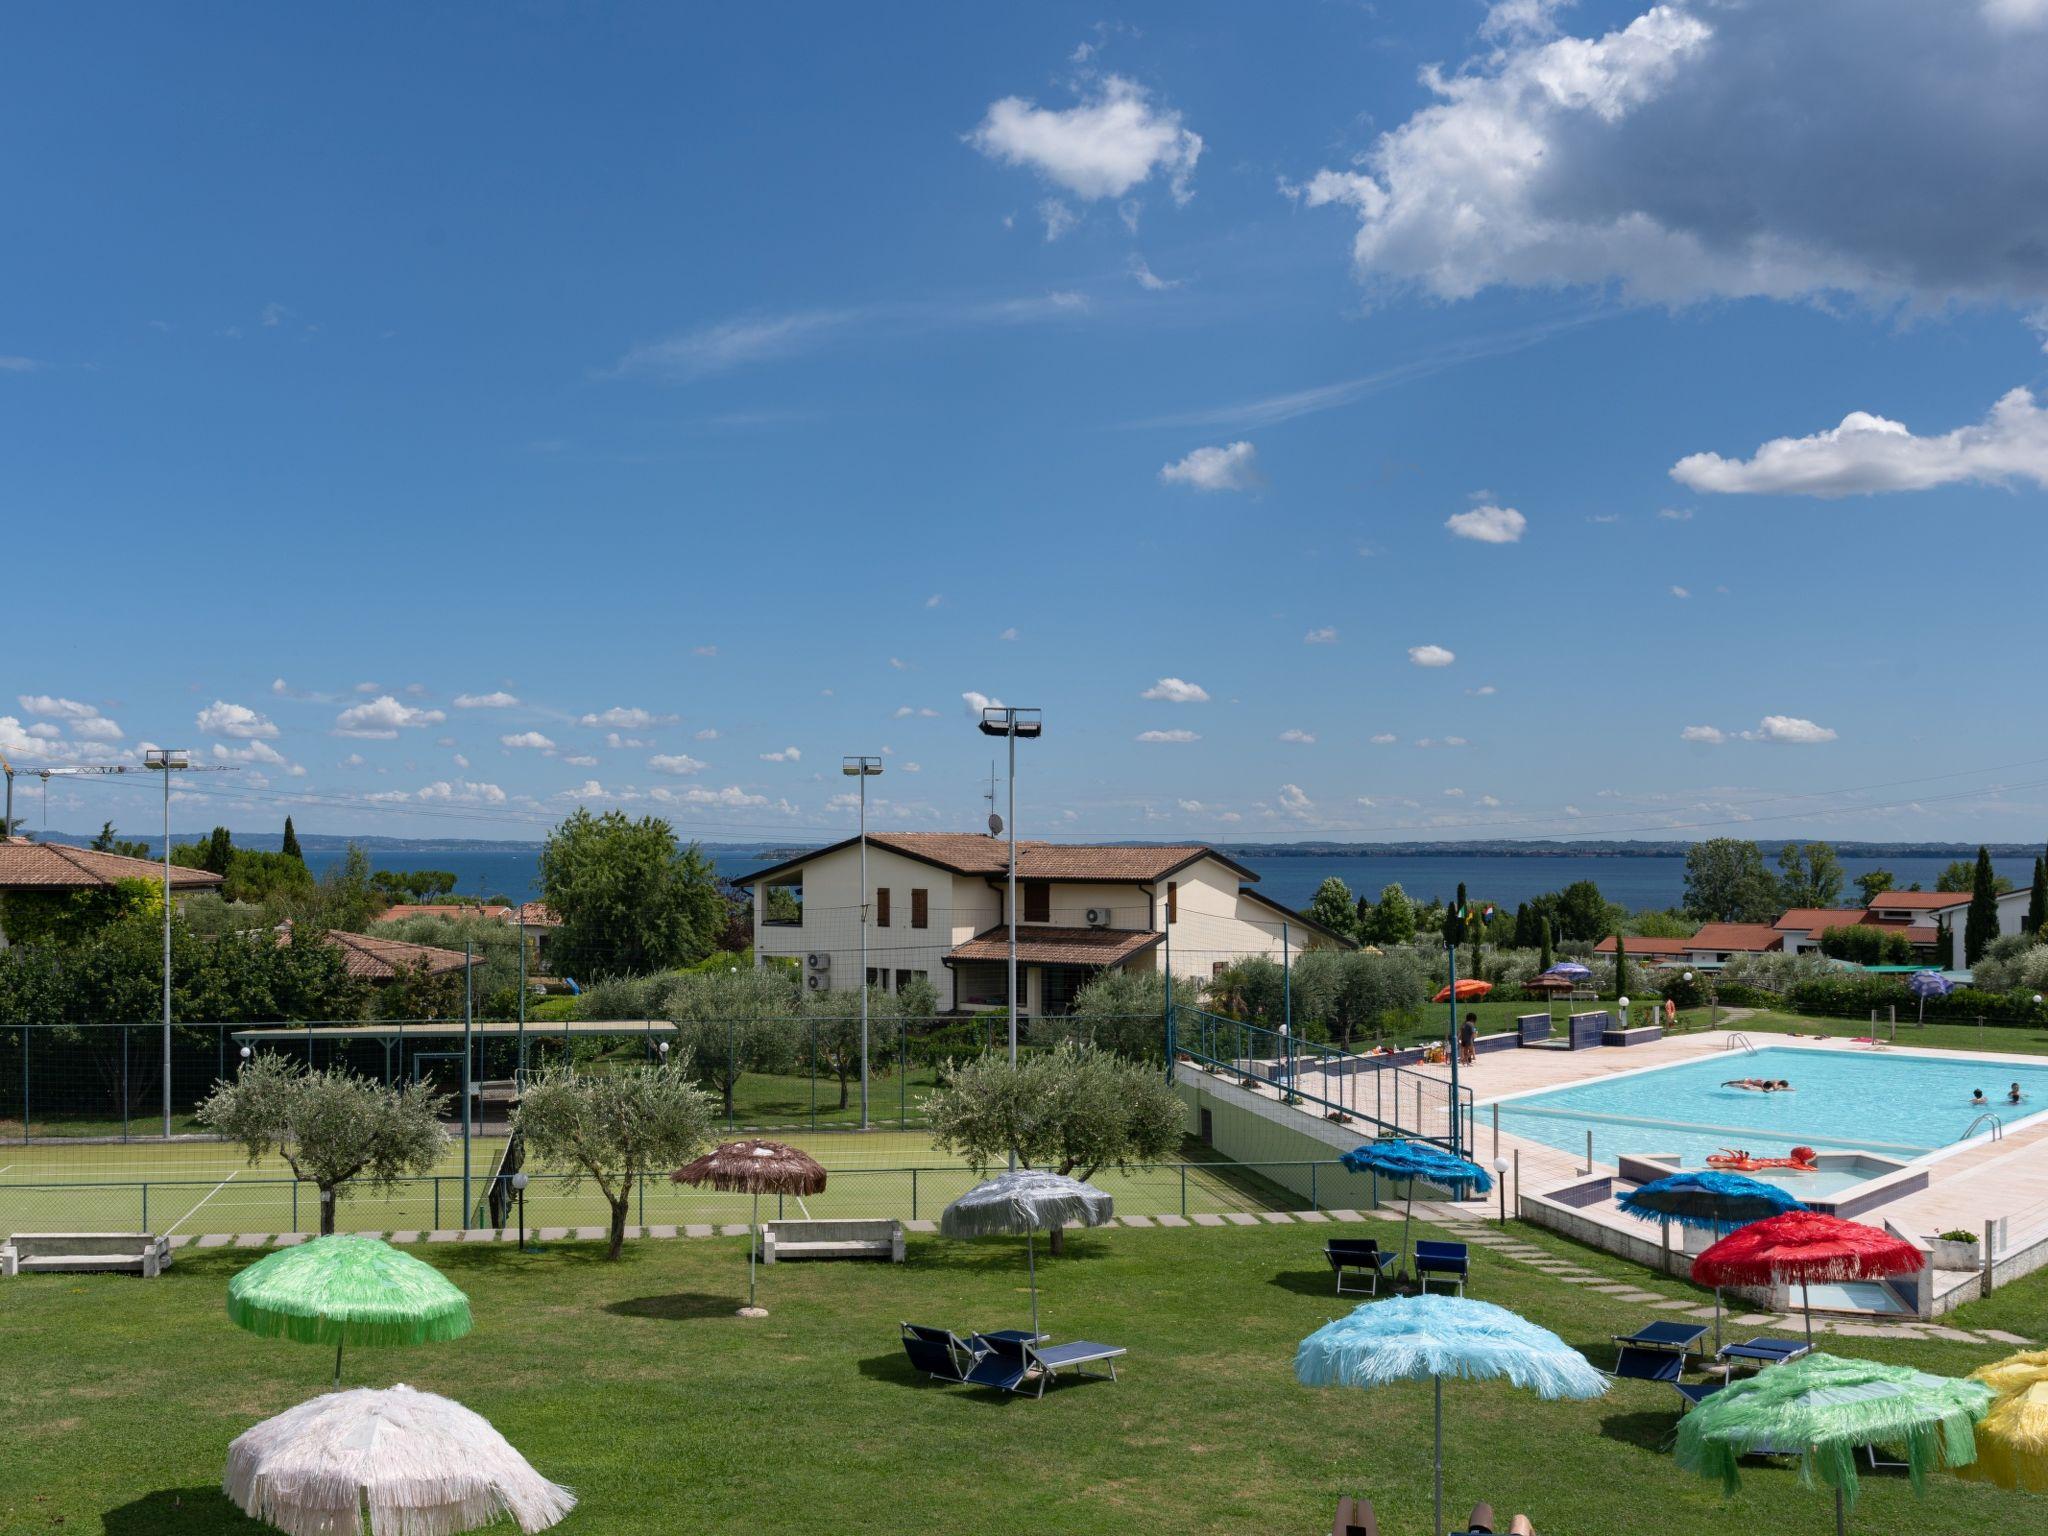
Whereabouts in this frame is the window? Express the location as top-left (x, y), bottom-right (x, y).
top-left (875, 887), bottom-right (891, 928)
top-left (1167, 880), bottom-right (1178, 924)
top-left (895, 968), bottom-right (916, 996)
top-left (910, 887), bottom-right (928, 929)
top-left (1024, 880), bottom-right (1050, 923)
top-left (1211, 960), bottom-right (1228, 979)
top-left (866, 966), bottom-right (885, 989)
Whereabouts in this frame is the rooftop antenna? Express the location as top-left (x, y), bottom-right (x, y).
top-left (984, 760), bottom-right (1001, 837)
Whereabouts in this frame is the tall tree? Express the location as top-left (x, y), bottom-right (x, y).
top-left (1853, 869), bottom-right (1896, 905)
top-left (281, 815), bottom-right (303, 863)
top-left (1777, 840), bottom-right (1845, 908)
top-left (540, 809), bottom-right (725, 977)
top-left (1683, 838), bottom-right (1782, 922)
top-left (1302, 876), bottom-right (1360, 941)
top-left (1442, 882), bottom-right (1469, 950)
top-left (1555, 880), bottom-right (1612, 942)
top-left (1965, 845), bottom-right (2001, 965)
top-left (2029, 855), bottom-right (2047, 939)
top-left (1538, 915), bottom-right (1554, 972)
top-left (1612, 934), bottom-right (1630, 1002)
top-left (1369, 883), bottom-right (1416, 946)
top-left (197, 1057), bottom-right (448, 1236)
top-left (91, 820), bottom-right (116, 852)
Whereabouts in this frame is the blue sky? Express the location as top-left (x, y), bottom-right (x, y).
top-left (8, 1), bottom-right (2048, 846)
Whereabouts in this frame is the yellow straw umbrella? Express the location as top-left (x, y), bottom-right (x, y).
top-left (1971, 1349), bottom-right (2048, 1399)
top-left (1956, 1380), bottom-right (2048, 1494)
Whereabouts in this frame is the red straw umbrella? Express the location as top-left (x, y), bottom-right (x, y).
top-left (1692, 1211), bottom-right (1923, 1349)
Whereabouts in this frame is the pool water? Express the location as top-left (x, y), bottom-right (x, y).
top-left (1493, 1046), bottom-right (2048, 1174)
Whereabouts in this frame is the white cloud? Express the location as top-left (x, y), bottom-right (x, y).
top-left (1480, 794), bottom-right (1503, 807)
top-left (656, 784), bottom-right (770, 809)
top-left (648, 753), bottom-right (707, 775)
top-left (760, 746), bottom-right (802, 763)
top-left (691, 644), bottom-right (718, 657)
top-left (354, 682), bottom-right (379, 693)
top-left (606, 732), bottom-right (650, 750)
top-left (196, 700), bottom-right (279, 739)
top-left (212, 740), bottom-right (287, 766)
top-left (334, 695), bottom-right (446, 739)
top-left (454, 691), bottom-right (521, 709)
top-left (1276, 783), bottom-right (1314, 815)
top-left (998, 627), bottom-right (1019, 641)
top-left (1135, 728), bottom-right (1200, 743)
top-left (340, 752), bottom-right (366, 768)
top-left (1303, 626), bottom-right (1338, 645)
top-left (1294, 2), bottom-right (2048, 311)
top-left (415, 779), bottom-right (508, 804)
top-left (1444, 787), bottom-right (1466, 797)
top-left (1415, 736), bottom-right (1469, 749)
top-left (888, 657), bottom-right (909, 671)
top-left (901, 762), bottom-right (921, 773)
top-left (500, 731), bottom-right (555, 751)
top-left (1370, 732), bottom-right (1399, 745)
top-left (26, 723), bottom-right (57, 739)
top-left (1445, 504), bottom-right (1527, 544)
top-left (693, 728), bottom-right (720, 741)
top-left (1466, 684), bottom-right (1498, 697)
top-left (578, 706), bottom-right (676, 729)
top-left (0, 355), bottom-right (40, 372)
top-left (962, 691), bottom-right (1004, 717)
top-left (969, 74), bottom-right (1203, 204)
top-left (1038, 198), bottom-right (1078, 241)
top-left (1670, 585), bottom-right (1691, 599)
top-left (1278, 729), bottom-right (1317, 744)
top-left (72, 716), bottom-right (123, 740)
top-left (1743, 714), bottom-right (1838, 745)
top-left (1141, 677), bottom-right (1210, 703)
top-left (1658, 507), bottom-right (1694, 521)
top-left (1671, 387), bottom-right (2048, 497)
top-left (926, 594), bottom-right (943, 608)
top-left (453, 753), bottom-right (471, 768)
top-left (19, 695), bottom-right (98, 720)
top-left (1128, 255), bottom-right (1181, 291)
top-left (1680, 724), bottom-right (1727, 744)
top-left (1159, 440), bottom-right (1261, 492)
top-left (563, 754), bottom-right (597, 767)
top-left (1587, 513), bottom-right (1622, 524)
top-left (1407, 644), bottom-right (1456, 667)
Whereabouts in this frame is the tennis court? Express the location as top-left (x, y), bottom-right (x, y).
top-left (0, 1129), bottom-right (1338, 1238)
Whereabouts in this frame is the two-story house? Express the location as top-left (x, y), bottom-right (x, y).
top-left (734, 832), bottom-right (1353, 1015)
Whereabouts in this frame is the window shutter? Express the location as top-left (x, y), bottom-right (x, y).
top-left (911, 888), bottom-right (928, 929)
top-left (1024, 880), bottom-right (1050, 923)
top-left (1167, 881), bottom-right (1178, 924)
top-left (876, 887), bottom-right (891, 927)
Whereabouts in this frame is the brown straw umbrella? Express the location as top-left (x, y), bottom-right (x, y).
top-left (671, 1140), bottom-right (828, 1318)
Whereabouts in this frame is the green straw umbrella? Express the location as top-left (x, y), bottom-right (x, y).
top-left (1675, 1351), bottom-right (1991, 1535)
top-left (228, 1235), bottom-right (473, 1386)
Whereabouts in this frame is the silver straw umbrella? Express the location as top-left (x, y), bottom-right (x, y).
top-left (671, 1139), bottom-right (828, 1318)
top-left (224, 1383), bottom-right (574, 1536)
top-left (939, 1169), bottom-right (1113, 1342)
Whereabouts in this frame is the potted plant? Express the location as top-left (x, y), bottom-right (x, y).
top-left (1929, 1228), bottom-right (1981, 1271)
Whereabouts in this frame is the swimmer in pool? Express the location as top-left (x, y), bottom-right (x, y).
top-left (2011, 1083), bottom-right (2025, 1104)
top-left (1972, 1090), bottom-right (1988, 1107)
top-left (1723, 1078), bottom-right (1792, 1092)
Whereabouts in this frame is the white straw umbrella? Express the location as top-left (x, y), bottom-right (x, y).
top-left (224, 1383), bottom-right (574, 1536)
top-left (939, 1169), bottom-right (1113, 1342)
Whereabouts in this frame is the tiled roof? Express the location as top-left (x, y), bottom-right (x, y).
top-left (1774, 908), bottom-right (1869, 936)
top-left (1592, 934), bottom-right (1691, 956)
top-left (1865, 891), bottom-right (1970, 911)
top-left (377, 903), bottom-right (513, 923)
top-left (512, 901), bottom-right (561, 927)
top-left (736, 832), bottom-right (1252, 886)
top-left (944, 924), bottom-right (1164, 967)
top-left (1685, 922), bottom-right (1784, 953)
top-left (315, 929), bottom-right (474, 981)
top-left (0, 837), bottom-right (224, 891)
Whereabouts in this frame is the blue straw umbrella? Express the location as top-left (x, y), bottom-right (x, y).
top-left (1341, 1139), bottom-right (1493, 1280)
top-left (1298, 1294), bottom-right (1608, 1535)
top-left (1618, 1170), bottom-right (1808, 1347)
top-left (1906, 969), bottom-right (1953, 1024)
top-left (1543, 962), bottom-right (1593, 982)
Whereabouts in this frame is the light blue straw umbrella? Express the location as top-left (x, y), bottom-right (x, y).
top-left (1298, 1294), bottom-right (1608, 1535)
top-left (1340, 1139), bottom-right (1493, 1279)
top-left (1617, 1170), bottom-right (1809, 1347)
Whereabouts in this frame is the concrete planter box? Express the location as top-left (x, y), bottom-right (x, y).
top-left (1928, 1236), bottom-right (1981, 1272)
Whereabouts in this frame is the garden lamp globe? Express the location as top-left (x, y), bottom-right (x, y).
top-left (1493, 1156), bottom-right (1510, 1225)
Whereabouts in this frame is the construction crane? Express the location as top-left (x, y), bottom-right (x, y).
top-left (34, 750), bottom-right (237, 1137)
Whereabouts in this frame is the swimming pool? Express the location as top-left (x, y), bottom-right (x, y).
top-left (1492, 1046), bottom-right (2048, 1174)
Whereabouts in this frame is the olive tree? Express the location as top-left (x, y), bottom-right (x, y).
top-left (664, 966), bottom-right (801, 1118)
top-left (924, 1043), bottom-right (1184, 1253)
top-left (514, 1061), bottom-right (714, 1259)
top-left (197, 1055), bottom-right (449, 1235)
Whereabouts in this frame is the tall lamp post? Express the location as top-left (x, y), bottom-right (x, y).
top-left (144, 748), bottom-right (190, 1140)
top-left (841, 756), bottom-right (883, 1129)
top-left (976, 708), bottom-right (1041, 1076)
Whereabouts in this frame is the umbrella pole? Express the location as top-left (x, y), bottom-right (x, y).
top-left (749, 1191), bottom-right (760, 1312)
top-left (1028, 1219), bottom-right (1039, 1342)
top-left (1713, 1287), bottom-right (1723, 1352)
top-left (1802, 1278), bottom-right (1813, 1350)
top-left (1835, 1483), bottom-right (1845, 1536)
top-left (1432, 1373), bottom-right (1444, 1536)
top-left (333, 1337), bottom-right (344, 1388)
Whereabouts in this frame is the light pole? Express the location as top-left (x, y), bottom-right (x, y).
top-left (512, 1170), bottom-right (534, 1252)
top-left (842, 755), bottom-right (883, 1128)
top-left (1493, 1155), bottom-right (1510, 1227)
top-left (144, 748), bottom-right (190, 1140)
top-left (976, 708), bottom-right (1041, 1073)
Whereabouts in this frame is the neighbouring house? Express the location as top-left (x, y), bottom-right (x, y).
top-left (1592, 934), bottom-right (1691, 963)
top-left (1772, 908), bottom-right (1877, 956)
top-left (0, 835), bottom-right (223, 947)
top-left (295, 926), bottom-right (474, 983)
top-left (1674, 922), bottom-right (1785, 968)
top-left (376, 902), bottom-right (513, 924)
top-left (1864, 888), bottom-right (2034, 970)
top-left (733, 831), bottom-right (1355, 1016)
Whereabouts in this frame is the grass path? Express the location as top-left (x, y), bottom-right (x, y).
top-left (2, 1218), bottom-right (2042, 1535)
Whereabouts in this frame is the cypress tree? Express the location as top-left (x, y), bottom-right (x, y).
top-left (282, 815), bottom-right (303, 863)
top-left (2029, 854), bottom-right (2047, 939)
top-left (1965, 845), bottom-right (2000, 965)
top-left (1538, 916), bottom-right (1554, 972)
top-left (203, 825), bottom-right (234, 877)
top-left (1612, 933), bottom-right (1630, 1001)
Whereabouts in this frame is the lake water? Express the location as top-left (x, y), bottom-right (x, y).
top-left (300, 846), bottom-right (2031, 915)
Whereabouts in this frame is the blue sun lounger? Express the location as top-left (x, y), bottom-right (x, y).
top-left (1674, 1380), bottom-right (1725, 1412)
top-left (965, 1332), bottom-right (1126, 1397)
top-left (899, 1323), bottom-right (1038, 1384)
top-left (1325, 1239), bottom-right (1396, 1295)
top-left (1613, 1320), bottom-right (1707, 1360)
top-left (1414, 1240), bottom-right (1470, 1295)
top-left (1608, 1345), bottom-right (1685, 1386)
top-left (1717, 1336), bottom-right (1811, 1369)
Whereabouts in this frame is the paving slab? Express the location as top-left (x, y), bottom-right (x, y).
top-left (905, 1219), bottom-right (936, 1234)
top-left (1686, 1307), bottom-right (1723, 1321)
top-left (1589, 1283), bottom-right (1639, 1294)
top-left (232, 1233), bottom-right (271, 1249)
top-left (1733, 1314), bottom-right (1774, 1326)
top-left (1980, 1329), bottom-right (2035, 1345)
top-left (460, 1228), bottom-right (497, 1243)
top-left (272, 1233), bottom-right (307, 1248)
top-left (1293, 1211), bottom-right (1330, 1223)
top-left (1831, 1323), bottom-right (1901, 1338)
top-left (1224, 1212), bottom-right (1260, 1227)
top-left (426, 1230), bottom-right (460, 1243)
top-left (572, 1227), bottom-right (606, 1242)
top-left (1155, 1214), bottom-right (1191, 1228)
top-left (1119, 1214), bottom-right (1154, 1228)
top-left (1326, 1209), bottom-right (1363, 1222)
top-left (647, 1225), bottom-right (678, 1239)
top-left (1257, 1212), bottom-right (1294, 1225)
top-left (684, 1224), bottom-right (714, 1238)
top-left (1922, 1325), bottom-right (1981, 1342)
top-left (388, 1230), bottom-right (421, 1244)
top-left (1192, 1213), bottom-right (1226, 1228)
top-left (1652, 1299), bottom-right (1700, 1310)
top-left (536, 1228), bottom-right (569, 1242)
top-left (196, 1233), bottom-right (232, 1249)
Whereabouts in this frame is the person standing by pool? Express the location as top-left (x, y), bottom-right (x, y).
top-left (1459, 1013), bottom-right (1478, 1066)
top-left (1663, 995), bottom-right (1678, 1029)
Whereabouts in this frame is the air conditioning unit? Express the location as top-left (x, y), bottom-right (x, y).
top-left (805, 951), bottom-right (831, 972)
top-left (1084, 907), bottom-right (1113, 928)
top-left (804, 971), bottom-right (829, 991)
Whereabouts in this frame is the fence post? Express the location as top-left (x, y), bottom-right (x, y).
top-left (1983, 1219), bottom-right (1997, 1295)
top-left (142, 1183), bottom-right (149, 1232)
top-left (638, 1174), bottom-right (645, 1228)
top-left (727, 1018), bottom-right (736, 1128)
top-left (1492, 1103), bottom-right (1500, 1159)
top-left (434, 1179), bottom-right (441, 1230)
top-left (1180, 1164), bottom-right (1187, 1217)
top-left (808, 1020), bottom-right (817, 1130)
top-left (911, 1168), bottom-right (918, 1221)
top-left (122, 1026), bottom-right (131, 1143)
top-left (292, 1181), bottom-right (300, 1233)
top-left (1310, 1162), bottom-right (1318, 1212)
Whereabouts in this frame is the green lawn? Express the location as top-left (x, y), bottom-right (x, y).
top-left (2, 1218), bottom-right (2041, 1536)
top-left (1723, 1009), bottom-right (2048, 1057)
